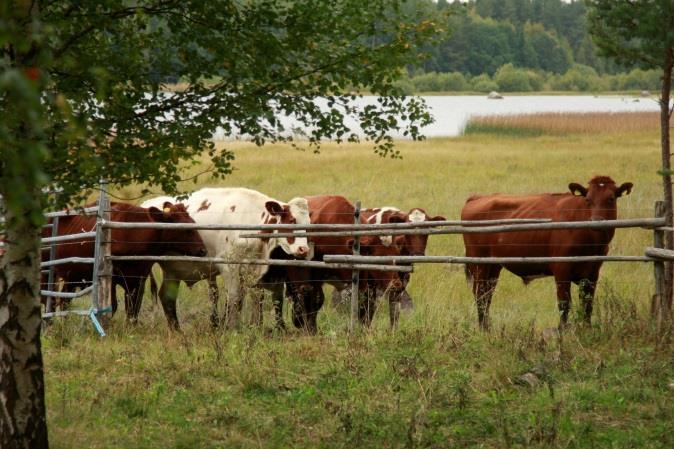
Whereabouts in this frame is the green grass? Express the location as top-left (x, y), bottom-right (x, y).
top-left (46, 124), bottom-right (674, 448)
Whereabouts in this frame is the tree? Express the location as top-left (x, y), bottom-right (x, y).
top-left (0, 1), bottom-right (440, 447)
top-left (587, 0), bottom-right (674, 320)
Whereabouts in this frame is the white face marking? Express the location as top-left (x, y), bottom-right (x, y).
top-left (408, 209), bottom-right (426, 223)
top-left (278, 197), bottom-right (310, 257)
top-left (599, 183), bottom-right (604, 187)
top-left (374, 207), bottom-right (400, 246)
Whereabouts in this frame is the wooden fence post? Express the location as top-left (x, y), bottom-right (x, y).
top-left (350, 201), bottom-right (361, 334)
top-left (653, 201), bottom-right (666, 328)
top-left (91, 182), bottom-right (112, 325)
top-left (44, 215), bottom-right (59, 316)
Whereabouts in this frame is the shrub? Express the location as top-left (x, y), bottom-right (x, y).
top-left (410, 72), bottom-right (443, 92)
top-left (439, 72), bottom-right (469, 91)
top-left (393, 78), bottom-right (415, 95)
top-left (549, 65), bottom-right (607, 91)
top-left (623, 68), bottom-right (660, 91)
top-left (471, 74), bottom-right (499, 92)
top-left (494, 63), bottom-right (532, 92)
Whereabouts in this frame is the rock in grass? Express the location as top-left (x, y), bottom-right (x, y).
top-left (515, 372), bottom-right (541, 388)
top-left (487, 91), bottom-right (503, 100)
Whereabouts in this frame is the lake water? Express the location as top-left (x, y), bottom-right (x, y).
top-left (212, 94), bottom-right (662, 141)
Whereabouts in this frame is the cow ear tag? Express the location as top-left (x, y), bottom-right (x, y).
top-left (163, 207), bottom-right (171, 213)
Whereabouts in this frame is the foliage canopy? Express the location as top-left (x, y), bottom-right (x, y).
top-left (1, 0), bottom-right (440, 211)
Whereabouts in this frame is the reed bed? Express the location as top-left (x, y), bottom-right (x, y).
top-left (464, 111), bottom-right (660, 136)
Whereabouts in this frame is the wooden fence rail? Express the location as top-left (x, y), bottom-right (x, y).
top-left (325, 254), bottom-right (653, 264)
top-left (645, 247), bottom-right (674, 261)
top-left (240, 217), bottom-right (666, 239)
top-left (102, 217), bottom-right (553, 232)
top-left (109, 255), bottom-right (413, 273)
top-left (27, 194), bottom-right (671, 335)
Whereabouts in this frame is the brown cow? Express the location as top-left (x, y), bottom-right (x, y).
top-left (266, 195), bottom-right (406, 333)
top-left (42, 202), bottom-right (206, 320)
top-left (461, 176), bottom-right (633, 330)
top-left (331, 206), bottom-right (446, 312)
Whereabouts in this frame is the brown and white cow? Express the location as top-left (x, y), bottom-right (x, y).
top-left (265, 195), bottom-right (407, 333)
top-left (41, 202), bottom-right (206, 319)
top-left (142, 187), bottom-right (311, 330)
top-left (461, 176), bottom-right (633, 330)
top-left (331, 206), bottom-right (445, 313)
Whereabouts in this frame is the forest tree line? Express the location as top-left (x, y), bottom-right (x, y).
top-left (399, 0), bottom-right (659, 92)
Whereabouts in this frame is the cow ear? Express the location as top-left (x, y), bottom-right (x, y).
top-left (429, 215), bottom-right (446, 222)
top-left (569, 183), bottom-right (587, 197)
top-left (162, 201), bottom-right (174, 213)
top-left (148, 206), bottom-right (168, 223)
top-left (265, 201), bottom-right (285, 216)
top-left (388, 212), bottom-right (407, 224)
top-left (616, 182), bottom-right (633, 197)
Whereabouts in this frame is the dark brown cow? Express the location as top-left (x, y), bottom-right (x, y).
top-left (461, 176), bottom-right (633, 330)
top-left (42, 202), bottom-right (206, 320)
top-left (332, 206), bottom-right (445, 311)
top-left (270, 195), bottom-right (406, 333)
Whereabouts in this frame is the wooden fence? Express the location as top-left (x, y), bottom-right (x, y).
top-left (5, 189), bottom-right (672, 335)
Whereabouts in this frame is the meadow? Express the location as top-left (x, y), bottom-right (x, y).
top-left (44, 112), bottom-right (673, 448)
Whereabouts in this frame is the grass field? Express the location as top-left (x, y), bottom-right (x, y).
top-left (44, 113), bottom-right (673, 448)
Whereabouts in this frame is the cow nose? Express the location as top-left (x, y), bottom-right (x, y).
top-left (197, 248), bottom-right (208, 257)
top-left (296, 246), bottom-right (309, 257)
top-left (391, 279), bottom-right (403, 290)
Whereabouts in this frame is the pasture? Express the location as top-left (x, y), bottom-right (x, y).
top-left (45, 114), bottom-right (673, 448)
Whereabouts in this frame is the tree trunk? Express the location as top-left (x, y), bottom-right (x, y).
top-left (660, 47), bottom-right (674, 319)
top-left (0, 193), bottom-right (49, 448)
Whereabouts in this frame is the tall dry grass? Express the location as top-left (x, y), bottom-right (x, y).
top-left (465, 111), bottom-right (660, 136)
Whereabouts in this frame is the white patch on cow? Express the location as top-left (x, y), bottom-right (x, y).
top-left (408, 209), bottom-right (427, 223)
top-left (140, 188), bottom-right (311, 314)
top-left (368, 207), bottom-right (399, 246)
top-left (281, 197), bottom-right (311, 256)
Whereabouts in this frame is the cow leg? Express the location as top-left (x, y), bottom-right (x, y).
top-left (291, 290), bottom-right (307, 329)
top-left (554, 277), bottom-right (572, 328)
top-left (578, 278), bottom-right (597, 325)
top-left (358, 283), bottom-right (378, 327)
top-left (270, 283), bottom-right (286, 330)
top-left (305, 283), bottom-right (324, 334)
top-left (469, 264), bottom-right (501, 331)
top-left (249, 287), bottom-right (265, 327)
top-left (388, 289), bottom-right (401, 328)
top-left (207, 278), bottom-right (220, 329)
top-left (158, 277), bottom-right (181, 331)
top-left (223, 268), bottom-right (243, 330)
top-left (124, 278), bottom-right (144, 323)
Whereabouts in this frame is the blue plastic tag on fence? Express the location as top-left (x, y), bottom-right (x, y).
top-left (88, 306), bottom-right (112, 337)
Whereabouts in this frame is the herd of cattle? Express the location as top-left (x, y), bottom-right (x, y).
top-left (40, 175), bottom-right (633, 332)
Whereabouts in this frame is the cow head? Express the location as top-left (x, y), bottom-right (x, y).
top-left (569, 176), bottom-right (633, 221)
top-left (265, 197), bottom-right (311, 259)
top-left (347, 236), bottom-right (405, 293)
top-left (393, 208), bottom-right (446, 256)
top-left (148, 202), bottom-right (207, 257)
